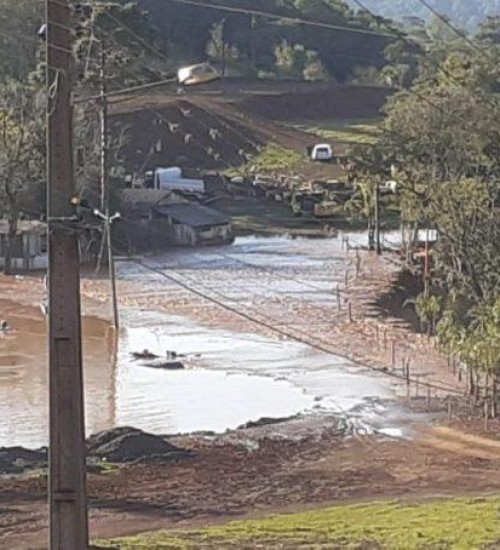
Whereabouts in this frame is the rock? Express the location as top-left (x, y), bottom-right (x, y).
top-left (237, 416), bottom-right (296, 430)
top-left (87, 427), bottom-right (189, 463)
top-left (0, 446), bottom-right (47, 474)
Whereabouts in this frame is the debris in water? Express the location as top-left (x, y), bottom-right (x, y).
top-left (130, 349), bottom-right (159, 361)
top-left (141, 359), bottom-right (185, 370)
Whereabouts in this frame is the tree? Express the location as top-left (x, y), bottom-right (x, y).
top-left (206, 19), bottom-right (241, 76)
top-left (0, 81), bottom-right (45, 274)
top-left (0, 0), bottom-right (43, 80)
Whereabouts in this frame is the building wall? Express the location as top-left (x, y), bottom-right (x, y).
top-left (0, 233), bottom-right (47, 272)
top-left (194, 224), bottom-right (234, 246)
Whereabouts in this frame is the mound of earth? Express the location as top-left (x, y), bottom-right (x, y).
top-left (239, 84), bottom-right (389, 121)
top-left (87, 427), bottom-right (192, 463)
top-left (0, 446), bottom-right (47, 474)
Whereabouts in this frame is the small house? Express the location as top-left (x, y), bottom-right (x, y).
top-left (154, 203), bottom-right (234, 246)
top-left (119, 189), bottom-right (234, 250)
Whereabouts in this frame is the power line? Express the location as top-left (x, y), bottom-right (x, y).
top-left (107, 210), bottom-right (462, 396)
top-left (165, 0), bottom-right (399, 39)
top-left (73, 76), bottom-right (178, 104)
top-left (414, 0), bottom-right (489, 59)
top-left (120, 248), bottom-right (464, 396)
top-left (103, 10), bottom-right (171, 64)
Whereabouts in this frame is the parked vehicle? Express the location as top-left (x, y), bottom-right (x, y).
top-left (310, 143), bottom-right (334, 162)
top-left (177, 63), bottom-right (220, 86)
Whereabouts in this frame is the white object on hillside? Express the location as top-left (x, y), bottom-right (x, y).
top-left (311, 143), bottom-right (334, 161)
top-left (177, 63), bottom-right (220, 86)
top-left (154, 167), bottom-right (205, 194)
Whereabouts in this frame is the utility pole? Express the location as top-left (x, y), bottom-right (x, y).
top-left (99, 41), bottom-right (108, 212)
top-left (107, 210), bottom-right (119, 330)
top-left (46, 0), bottom-right (88, 548)
top-left (96, 40), bottom-right (119, 329)
top-left (374, 181), bottom-right (381, 255)
top-left (94, 208), bottom-right (121, 329)
top-left (424, 228), bottom-right (431, 297)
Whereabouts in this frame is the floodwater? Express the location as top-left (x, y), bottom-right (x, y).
top-left (0, 235), bottom-right (410, 449)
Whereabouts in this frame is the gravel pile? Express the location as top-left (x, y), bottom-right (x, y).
top-left (87, 427), bottom-right (193, 463)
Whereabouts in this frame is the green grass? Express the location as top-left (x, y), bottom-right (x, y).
top-left (100, 496), bottom-right (500, 549)
top-left (245, 143), bottom-right (303, 173)
top-left (290, 117), bottom-right (382, 145)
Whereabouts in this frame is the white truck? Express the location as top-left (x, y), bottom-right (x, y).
top-left (153, 167), bottom-right (205, 194)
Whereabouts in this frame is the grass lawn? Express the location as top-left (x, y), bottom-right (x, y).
top-left (100, 496), bottom-right (500, 549)
top-left (290, 117), bottom-right (382, 146)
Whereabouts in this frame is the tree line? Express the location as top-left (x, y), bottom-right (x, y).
top-left (348, 15), bottom-right (500, 405)
top-left (350, 0), bottom-right (500, 30)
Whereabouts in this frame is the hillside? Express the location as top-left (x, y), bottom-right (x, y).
top-left (348, 0), bottom-right (498, 30)
top-left (110, 81), bottom-right (390, 173)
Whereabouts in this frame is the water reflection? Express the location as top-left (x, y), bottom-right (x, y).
top-left (0, 300), bottom-right (116, 448)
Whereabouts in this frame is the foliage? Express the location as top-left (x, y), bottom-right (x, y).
top-left (348, 0), bottom-right (500, 30)
top-left (0, 80), bottom-right (45, 273)
top-left (139, 0), bottom-right (396, 82)
top-left (101, 496), bottom-right (500, 549)
top-left (290, 118), bottom-right (381, 145)
top-left (371, 36), bottom-right (500, 391)
top-left (405, 293), bottom-right (442, 334)
top-left (0, 0), bottom-right (43, 80)
top-left (244, 143), bottom-right (303, 174)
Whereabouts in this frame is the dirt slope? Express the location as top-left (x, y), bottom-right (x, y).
top-left (110, 82), bottom-right (389, 172)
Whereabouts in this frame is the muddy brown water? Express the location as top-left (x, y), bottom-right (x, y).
top-left (0, 300), bottom-right (117, 448)
top-left (0, 235), bottom-right (424, 449)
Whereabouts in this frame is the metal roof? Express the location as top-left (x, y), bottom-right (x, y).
top-left (121, 189), bottom-right (174, 206)
top-left (155, 203), bottom-right (230, 228)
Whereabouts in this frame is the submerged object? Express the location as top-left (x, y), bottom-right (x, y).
top-left (142, 359), bottom-right (185, 371)
top-left (130, 349), bottom-right (159, 361)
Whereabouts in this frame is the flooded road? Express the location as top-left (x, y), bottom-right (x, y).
top-left (0, 235), bottom-right (410, 448)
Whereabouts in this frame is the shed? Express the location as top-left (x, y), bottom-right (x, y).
top-left (154, 203), bottom-right (234, 246)
top-left (120, 189), bottom-right (186, 219)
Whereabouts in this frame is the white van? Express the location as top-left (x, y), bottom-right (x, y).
top-left (311, 144), bottom-right (334, 162)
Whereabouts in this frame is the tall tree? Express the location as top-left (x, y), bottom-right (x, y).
top-left (0, 81), bottom-right (45, 274)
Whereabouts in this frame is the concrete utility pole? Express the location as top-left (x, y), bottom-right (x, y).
top-left (99, 41), bottom-right (108, 212)
top-left (46, 0), bottom-right (88, 548)
top-left (96, 40), bottom-right (120, 329)
top-left (94, 208), bottom-right (121, 329)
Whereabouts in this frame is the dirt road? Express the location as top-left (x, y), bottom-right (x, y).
top-left (2, 419), bottom-right (500, 549)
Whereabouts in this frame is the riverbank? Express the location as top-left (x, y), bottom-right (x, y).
top-left (0, 234), bottom-right (493, 548)
top-left (3, 416), bottom-right (500, 548)
top-left (0, 234), bottom-right (465, 448)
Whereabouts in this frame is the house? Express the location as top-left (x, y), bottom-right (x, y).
top-left (155, 203), bottom-right (234, 246)
top-left (118, 189), bottom-right (234, 250)
top-left (0, 220), bottom-right (47, 271)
